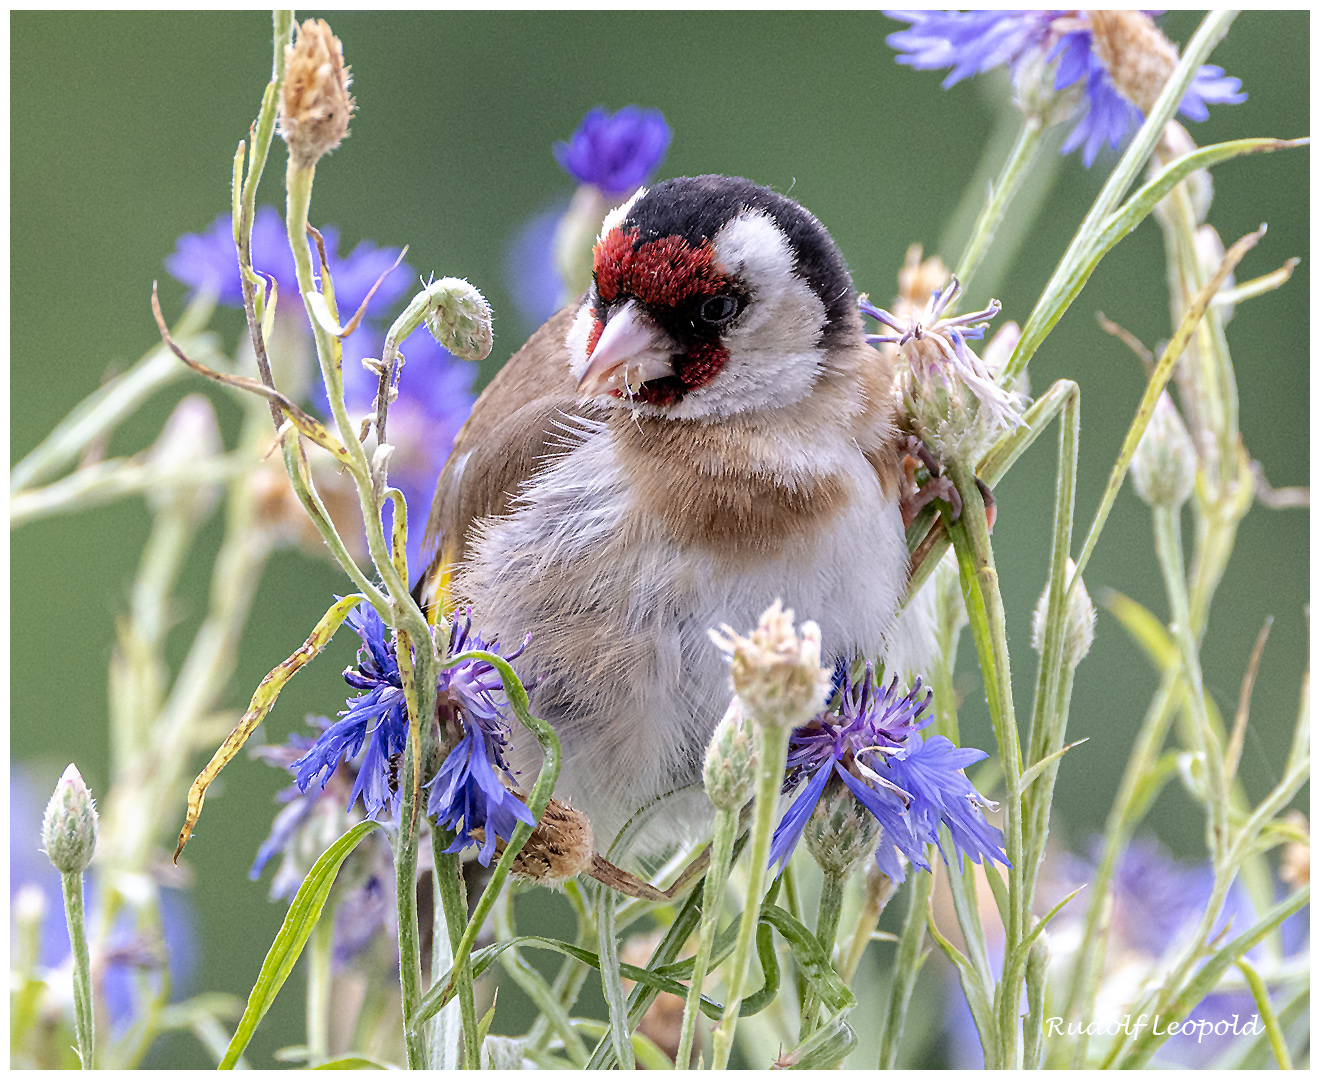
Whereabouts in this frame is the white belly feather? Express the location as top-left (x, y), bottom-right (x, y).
top-left (458, 422), bottom-right (909, 848)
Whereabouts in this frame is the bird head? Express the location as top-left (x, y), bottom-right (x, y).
top-left (568, 175), bottom-right (861, 420)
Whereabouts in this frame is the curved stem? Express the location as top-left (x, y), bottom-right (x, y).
top-left (710, 722), bottom-right (789, 1068)
top-left (675, 805), bottom-right (738, 1067)
top-left (953, 117), bottom-right (1046, 298)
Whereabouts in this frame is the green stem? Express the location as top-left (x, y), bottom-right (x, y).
top-left (877, 870), bottom-right (931, 1069)
top-left (60, 870), bottom-right (95, 1069)
top-left (1153, 505), bottom-right (1227, 858)
top-left (393, 820), bottom-right (426, 1068)
top-left (946, 461), bottom-right (1024, 1070)
top-left (433, 847), bottom-right (479, 1068)
top-left (675, 805), bottom-right (738, 1068)
top-left (1060, 667), bottom-right (1178, 1067)
top-left (1001, 10), bottom-right (1239, 385)
top-left (493, 887), bottom-right (588, 1066)
top-left (306, 908), bottom-right (333, 1067)
top-left (953, 118), bottom-right (1046, 297)
top-left (800, 871), bottom-right (846, 1038)
top-left (711, 722), bottom-right (789, 1068)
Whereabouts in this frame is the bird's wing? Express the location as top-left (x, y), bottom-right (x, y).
top-left (414, 300), bottom-right (593, 613)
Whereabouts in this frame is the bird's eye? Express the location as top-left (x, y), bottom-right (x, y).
top-left (699, 294), bottom-right (741, 326)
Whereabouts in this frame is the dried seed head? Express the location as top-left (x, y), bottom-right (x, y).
top-left (1130, 391), bottom-right (1197, 509)
top-left (508, 797), bottom-right (593, 885)
top-left (280, 19), bottom-right (354, 169)
top-left (1031, 558), bottom-right (1097, 669)
top-left (421, 278), bottom-right (494, 362)
top-left (1087, 10), bottom-right (1179, 116)
top-left (803, 776), bottom-right (882, 879)
top-left (709, 600), bottom-right (831, 731)
top-left (703, 696), bottom-right (758, 812)
top-left (42, 764), bottom-right (98, 874)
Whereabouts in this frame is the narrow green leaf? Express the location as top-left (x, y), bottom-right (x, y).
top-left (1100, 588), bottom-right (1176, 670)
top-left (759, 904), bottom-right (855, 1012)
top-left (313, 1056), bottom-right (387, 1070)
top-left (220, 820), bottom-right (382, 1069)
top-left (595, 886), bottom-right (634, 1069)
top-left (1020, 739), bottom-right (1089, 791)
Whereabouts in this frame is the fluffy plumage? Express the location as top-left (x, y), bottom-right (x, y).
top-left (418, 175), bottom-right (912, 849)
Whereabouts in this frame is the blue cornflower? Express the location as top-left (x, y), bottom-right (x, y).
top-left (167, 209), bottom-right (478, 571)
top-left (770, 667), bottom-right (1007, 883)
top-left (554, 106), bottom-right (672, 193)
top-left (292, 603), bottom-right (410, 818)
top-left (885, 11), bottom-right (1246, 166)
top-left (287, 603), bottom-right (536, 865)
top-left (427, 613), bottom-right (536, 866)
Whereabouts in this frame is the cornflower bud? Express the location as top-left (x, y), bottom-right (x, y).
top-left (1130, 392), bottom-right (1197, 509)
top-left (703, 697), bottom-right (758, 812)
top-left (42, 764), bottom-right (99, 874)
top-left (421, 277), bottom-right (494, 362)
top-left (146, 393), bottom-right (223, 522)
top-left (709, 600), bottom-right (831, 731)
top-left (803, 777), bottom-right (882, 879)
top-left (1031, 558), bottom-right (1096, 669)
top-left (279, 19), bottom-right (354, 169)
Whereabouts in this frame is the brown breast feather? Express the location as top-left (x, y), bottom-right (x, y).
top-left (416, 301), bottom-right (597, 604)
top-left (417, 309), bottom-right (904, 603)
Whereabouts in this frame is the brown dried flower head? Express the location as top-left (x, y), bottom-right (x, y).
top-left (507, 796), bottom-right (594, 885)
top-left (1087, 10), bottom-right (1179, 117)
top-left (280, 18), bottom-right (355, 169)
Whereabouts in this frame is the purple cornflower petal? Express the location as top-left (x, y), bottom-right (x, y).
top-left (167, 207), bottom-right (412, 314)
top-left (292, 603), bottom-right (408, 818)
top-left (285, 602), bottom-right (533, 863)
top-left (769, 667), bottom-right (1004, 880)
top-left (426, 612), bottom-right (535, 864)
top-left (554, 106), bottom-right (671, 193)
top-left (885, 11), bottom-right (1245, 166)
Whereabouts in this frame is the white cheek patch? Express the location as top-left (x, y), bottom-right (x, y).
top-left (565, 302), bottom-right (596, 384)
top-left (669, 209), bottom-right (828, 420)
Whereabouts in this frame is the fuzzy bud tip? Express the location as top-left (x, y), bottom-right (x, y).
top-left (709, 600), bottom-right (831, 731)
top-left (703, 696), bottom-right (758, 811)
top-left (1031, 558), bottom-right (1096, 669)
top-left (422, 277), bottom-right (494, 362)
top-left (42, 764), bottom-right (98, 874)
top-left (279, 19), bottom-right (354, 169)
top-left (1130, 392), bottom-right (1196, 509)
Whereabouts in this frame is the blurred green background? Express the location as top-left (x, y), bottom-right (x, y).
top-left (11, 10), bottom-right (1308, 1069)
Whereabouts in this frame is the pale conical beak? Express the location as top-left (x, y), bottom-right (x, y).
top-left (576, 299), bottom-right (677, 398)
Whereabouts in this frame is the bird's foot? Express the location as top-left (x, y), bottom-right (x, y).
top-left (899, 435), bottom-right (995, 533)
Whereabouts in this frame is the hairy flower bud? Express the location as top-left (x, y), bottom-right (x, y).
top-left (279, 19), bottom-right (354, 169)
top-left (422, 278), bottom-right (494, 362)
top-left (803, 777), bottom-right (882, 878)
top-left (42, 764), bottom-right (98, 874)
top-left (1131, 392), bottom-right (1196, 509)
top-left (703, 696), bottom-right (758, 811)
top-left (709, 601), bottom-right (830, 731)
top-left (1087, 10), bottom-right (1179, 116)
top-left (1031, 558), bottom-right (1096, 669)
top-left (1280, 811), bottom-right (1309, 891)
top-left (146, 393), bottom-right (223, 522)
